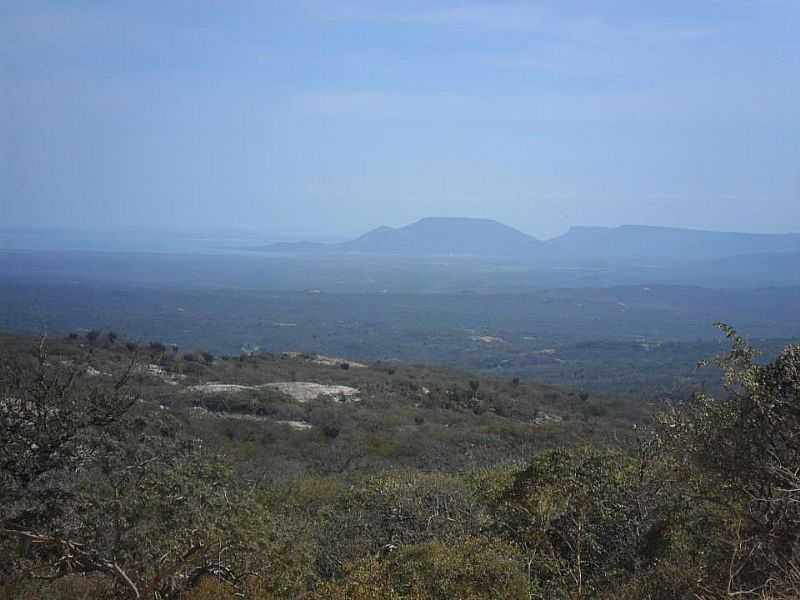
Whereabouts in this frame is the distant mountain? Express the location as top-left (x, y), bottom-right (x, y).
top-left (342, 218), bottom-right (542, 256)
top-left (546, 225), bottom-right (800, 260)
top-left (256, 217), bottom-right (542, 257)
top-left (254, 219), bottom-right (800, 261)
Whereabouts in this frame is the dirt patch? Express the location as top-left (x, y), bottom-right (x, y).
top-left (188, 383), bottom-right (256, 394)
top-left (86, 366), bottom-right (109, 377)
top-left (532, 413), bottom-right (564, 425)
top-left (470, 336), bottom-right (506, 344)
top-left (284, 352), bottom-right (367, 369)
top-left (186, 381), bottom-right (360, 403)
top-left (276, 420), bottom-right (314, 430)
top-left (137, 364), bottom-right (186, 386)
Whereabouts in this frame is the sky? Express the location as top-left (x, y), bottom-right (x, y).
top-left (1, 1), bottom-right (799, 240)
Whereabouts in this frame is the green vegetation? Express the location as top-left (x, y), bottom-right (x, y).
top-left (3, 282), bottom-right (800, 401)
top-left (1, 324), bottom-right (798, 598)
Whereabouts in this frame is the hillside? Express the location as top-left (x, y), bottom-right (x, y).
top-left (0, 329), bottom-right (641, 481)
top-left (4, 328), bottom-right (799, 598)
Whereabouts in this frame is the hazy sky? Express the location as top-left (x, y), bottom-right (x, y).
top-left (2, 1), bottom-right (799, 240)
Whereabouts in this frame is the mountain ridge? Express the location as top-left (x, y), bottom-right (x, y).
top-left (254, 218), bottom-right (800, 260)
top-left (548, 224), bottom-right (800, 259)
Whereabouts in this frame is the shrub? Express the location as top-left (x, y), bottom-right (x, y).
top-left (0, 342), bottom-right (274, 599)
top-left (581, 402), bottom-right (608, 419)
top-left (317, 536), bottom-right (528, 600)
top-left (491, 447), bottom-right (638, 598)
top-left (653, 324), bottom-right (800, 596)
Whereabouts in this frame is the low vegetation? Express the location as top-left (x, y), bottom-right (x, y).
top-left (4, 282), bottom-right (799, 402)
top-left (1, 324), bottom-right (798, 599)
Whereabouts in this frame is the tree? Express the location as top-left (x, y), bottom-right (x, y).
top-left (491, 448), bottom-right (638, 599)
top-left (654, 323), bottom-right (800, 597)
top-left (0, 340), bottom-right (269, 599)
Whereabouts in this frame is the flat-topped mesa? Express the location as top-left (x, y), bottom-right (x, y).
top-left (544, 224), bottom-right (800, 260)
top-left (253, 218), bottom-right (800, 260)
top-left (343, 217), bottom-right (542, 257)
top-left (255, 217), bottom-right (542, 257)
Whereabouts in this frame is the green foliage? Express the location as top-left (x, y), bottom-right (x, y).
top-left (0, 342), bottom-right (276, 598)
top-left (652, 323), bottom-right (800, 597)
top-left (491, 448), bottom-right (637, 599)
top-left (317, 536), bottom-right (528, 600)
top-left (3, 325), bottom-right (800, 599)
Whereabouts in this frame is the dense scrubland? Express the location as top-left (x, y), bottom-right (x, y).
top-left (2, 324), bottom-right (798, 599)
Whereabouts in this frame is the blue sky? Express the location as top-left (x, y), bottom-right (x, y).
top-left (1, 1), bottom-right (799, 239)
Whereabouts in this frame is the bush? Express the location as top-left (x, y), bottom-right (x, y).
top-left (652, 324), bottom-right (800, 596)
top-left (0, 342), bottom-right (274, 599)
top-left (317, 536), bottom-right (528, 600)
top-left (581, 401), bottom-right (608, 419)
top-left (491, 447), bottom-right (638, 598)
